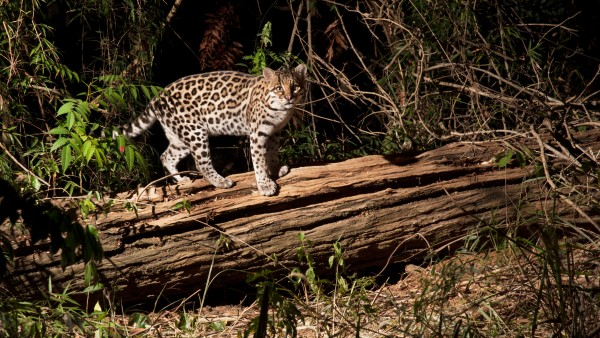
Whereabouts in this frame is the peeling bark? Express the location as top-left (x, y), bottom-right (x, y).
top-left (5, 131), bottom-right (600, 305)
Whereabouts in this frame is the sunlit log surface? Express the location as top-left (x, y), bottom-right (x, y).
top-left (5, 130), bottom-right (600, 305)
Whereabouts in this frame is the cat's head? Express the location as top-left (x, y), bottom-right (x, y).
top-left (263, 64), bottom-right (307, 110)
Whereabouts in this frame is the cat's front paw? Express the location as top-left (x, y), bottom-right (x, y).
top-left (277, 165), bottom-right (290, 178)
top-left (258, 179), bottom-right (279, 196)
top-left (211, 177), bottom-right (234, 189)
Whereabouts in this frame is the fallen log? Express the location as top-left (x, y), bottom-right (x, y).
top-left (5, 130), bottom-right (600, 305)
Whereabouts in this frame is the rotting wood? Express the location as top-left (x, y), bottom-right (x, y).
top-left (4, 130), bottom-right (600, 305)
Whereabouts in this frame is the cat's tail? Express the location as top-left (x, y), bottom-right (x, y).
top-left (102, 107), bottom-right (157, 139)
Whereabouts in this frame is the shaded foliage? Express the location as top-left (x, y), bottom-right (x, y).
top-left (0, 179), bottom-right (102, 278)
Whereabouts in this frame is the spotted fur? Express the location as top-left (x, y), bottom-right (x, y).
top-left (113, 64), bottom-right (307, 196)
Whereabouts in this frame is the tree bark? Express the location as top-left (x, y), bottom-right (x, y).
top-left (5, 131), bottom-right (600, 305)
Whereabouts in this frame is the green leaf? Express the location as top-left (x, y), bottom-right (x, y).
top-left (61, 144), bottom-right (72, 174)
top-left (74, 101), bottom-right (90, 122)
top-left (135, 151), bottom-right (148, 177)
top-left (57, 100), bottom-right (75, 116)
top-left (66, 111), bottom-right (75, 130)
top-left (177, 312), bottom-right (191, 331)
top-left (172, 199), bottom-right (191, 213)
top-left (83, 283), bottom-right (104, 293)
top-left (497, 151), bottom-right (513, 168)
top-left (117, 135), bottom-right (126, 149)
top-left (94, 147), bottom-right (105, 167)
top-left (129, 313), bottom-right (150, 329)
top-left (93, 98), bottom-right (108, 110)
top-left (49, 126), bottom-right (69, 135)
top-left (209, 321), bottom-right (226, 332)
top-left (87, 223), bottom-right (99, 238)
top-left (82, 140), bottom-right (95, 163)
top-left (130, 86), bottom-right (138, 100)
top-left (260, 21), bottom-right (273, 47)
top-left (50, 137), bottom-right (69, 152)
top-left (172, 201), bottom-right (184, 211)
top-left (140, 85), bottom-right (150, 100)
top-left (105, 89), bottom-right (126, 107)
top-left (515, 151), bottom-right (526, 167)
top-left (64, 181), bottom-right (77, 196)
top-left (68, 132), bottom-right (83, 149)
top-left (84, 143), bottom-right (96, 163)
top-left (306, 267), bottom-right (315, 280)
top-left (85, 223), bottom-right (103, 260)
top-left (79, 198), bottom-right (96, 217)
top-left (125, 145), bottom-right (135, 170)
top-left (29, 175), bottom-right (41, 191)
top-left (84, 261), bottom-right (97, 286)
top-left (150, 86), bottom-right (161, 96)
top-left (337, 276), bottom-right (348, 293)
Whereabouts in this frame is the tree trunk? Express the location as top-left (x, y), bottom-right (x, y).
top-left (5, 131), bottom-right (600, 305)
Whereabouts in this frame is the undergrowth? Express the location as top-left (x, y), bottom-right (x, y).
top-left (2, 222), bottom-right (598, 337)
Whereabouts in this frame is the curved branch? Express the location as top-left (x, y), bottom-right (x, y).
top-left (0, 141), bottom-right (50, 187)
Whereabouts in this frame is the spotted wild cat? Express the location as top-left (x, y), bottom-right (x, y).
top-left (110, 64), bottom-right (307, 196)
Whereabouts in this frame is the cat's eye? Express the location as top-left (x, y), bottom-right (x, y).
top-left (274, 86), bottom-right (283, 92)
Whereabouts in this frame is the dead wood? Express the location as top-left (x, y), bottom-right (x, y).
top-left (4, 130), bottom-right (600, 305)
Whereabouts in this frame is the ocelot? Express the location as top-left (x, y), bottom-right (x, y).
top-left (110, 64), bottom-right (307, 196)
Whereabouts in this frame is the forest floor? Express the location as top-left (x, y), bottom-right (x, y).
top-left (106, 240), bottom-right (600, 337)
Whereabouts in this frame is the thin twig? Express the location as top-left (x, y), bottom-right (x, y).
top-left (0, 141), bottom-right (50, 187)
top-left (165, 0), bottom-right (183, 26)
top-left (374, 233), bottom-right (431, 278)
top-left (287, 0), bottom-right (304, 53)
top-left (530, 126), bottom-right (600, 232)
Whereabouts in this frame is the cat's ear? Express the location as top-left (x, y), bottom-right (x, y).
top-left (294, 64), bottom-right (307, 78)
top-left (263, 67), bottom-right (276, 82)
